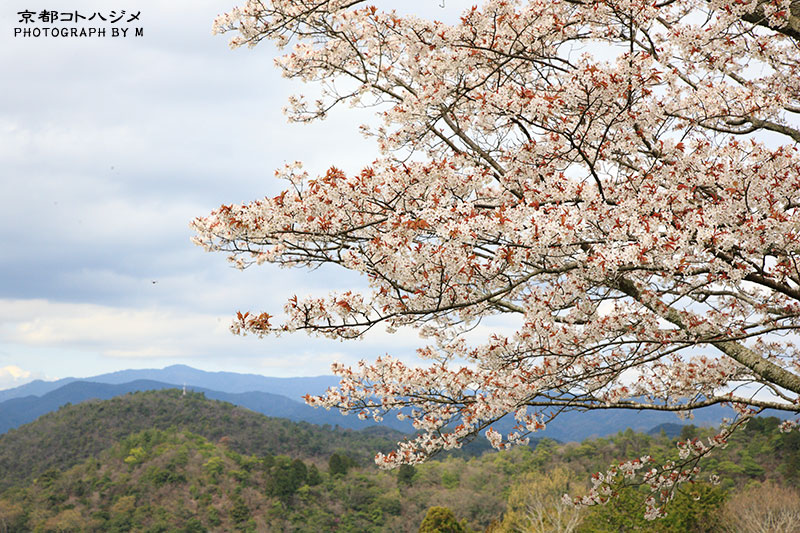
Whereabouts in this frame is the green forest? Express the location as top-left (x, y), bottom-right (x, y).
top-left (0, 390), bottom-right (798, 532)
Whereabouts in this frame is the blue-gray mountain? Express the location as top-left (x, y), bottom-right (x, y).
top-left (0, 365), bottom-right (788, 441)
top-left (0, 379), bottom-right (397, 435)
top-left (0, 364), bottom-right (340, 402)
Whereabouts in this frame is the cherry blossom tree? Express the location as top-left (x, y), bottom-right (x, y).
top-left (193, 0), bottom-right (800, 516)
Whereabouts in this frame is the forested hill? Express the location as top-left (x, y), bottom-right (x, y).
top-left (0, 389), bottom-right (404, 491)
top-left (1, 416), bottom-right (798, 532)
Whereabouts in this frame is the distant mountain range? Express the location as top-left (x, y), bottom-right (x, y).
top-left (0, 377), bottom-right (401, 435)
top-left (0, 364), bottom-right (787, 441)
top-left (0, 364), bottom-right (340, 403)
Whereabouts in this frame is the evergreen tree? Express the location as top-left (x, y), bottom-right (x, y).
top-left (328, 452), bottom-right (352, 477)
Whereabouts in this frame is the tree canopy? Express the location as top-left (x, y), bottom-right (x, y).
top-left (193, 0), bottom-right (800, 517)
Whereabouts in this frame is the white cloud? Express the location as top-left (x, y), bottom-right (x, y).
top-left (0, 365), bottom-right (34, 389)
top-left (1, 298), bottom-right (232, 358)
top-left (0, 365), bottom-right (30, 380)
top-left (0, 298), bottom-right (426, 376)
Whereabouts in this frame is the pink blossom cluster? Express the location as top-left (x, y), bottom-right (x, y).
top-left (196, 0), bottom-right (800, 517)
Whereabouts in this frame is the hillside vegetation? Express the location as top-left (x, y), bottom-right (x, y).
top-left (0, 389), bottom-right (403, 491)
top-left (0, 391), bottom-right (798, 532)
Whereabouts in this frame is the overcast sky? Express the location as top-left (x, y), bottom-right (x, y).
top-left (0, 0), bottom-right (476, 388)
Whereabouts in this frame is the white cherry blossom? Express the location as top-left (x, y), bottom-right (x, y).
top-left (194, 0), bottom-right (800, 518)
